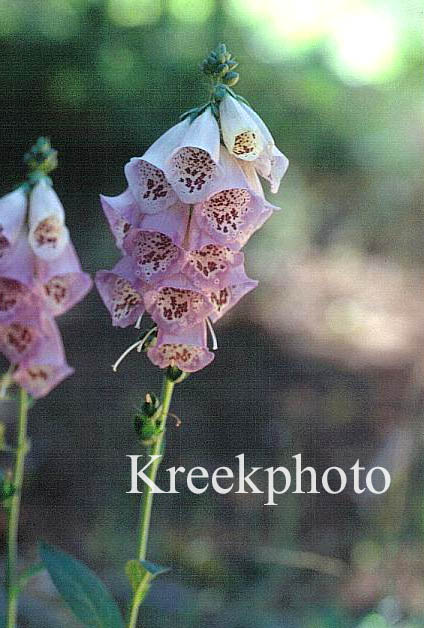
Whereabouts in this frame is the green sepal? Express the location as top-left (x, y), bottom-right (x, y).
top-left (125, 559), bottom-right (170, 593)
top-left (39, 541), bottom-right (124, 628)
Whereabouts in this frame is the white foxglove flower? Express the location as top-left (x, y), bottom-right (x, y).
top-left (28, 180), bottom-right (69, 261)
top-left (220, 94), bottom-right (289, 193)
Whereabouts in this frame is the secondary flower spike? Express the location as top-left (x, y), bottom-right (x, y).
top-left (0, 138), bottom-right (92, 398)
top-left (97, 43), bottom-right (289, 375)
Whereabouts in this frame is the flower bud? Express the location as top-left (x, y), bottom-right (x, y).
top-left (223, 72), bottom-right (239, 86)
top-left (217, 63), bottom-right (229, 75)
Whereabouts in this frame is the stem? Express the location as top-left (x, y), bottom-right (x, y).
top-left (127, 374), bottom-right (175, 628)
top-left (6, 387), bottom-right (29, 628)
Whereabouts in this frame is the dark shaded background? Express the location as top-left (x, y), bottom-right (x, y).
top-left (1, 0), bottom-right (424, 626)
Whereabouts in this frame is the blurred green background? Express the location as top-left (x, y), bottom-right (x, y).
top-left (1, 0), bottom-right (424, 626)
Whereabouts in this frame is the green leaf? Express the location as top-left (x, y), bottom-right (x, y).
top-left (125, 559), bottom-right (170, 593)
top-left (39, 542), bottom-right (124, 628)
top-left (140, 560), bottom-right (171, 579)
top-left (16, 562), bottom-right (45, 594)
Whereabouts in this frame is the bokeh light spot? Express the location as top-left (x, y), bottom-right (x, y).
top-left (168, 0), bottom-right (215, 23)
top-left (107, 0), bottom-right (162, 27)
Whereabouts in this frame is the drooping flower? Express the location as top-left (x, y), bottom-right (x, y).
top-left (28, 180), bottom-right (70, 260)
top-left (95, 257), bottom-right (145, 328)
top-left (13, 316), bottom-right (74, 398)
top-left (97, 45), bottom-right (289, 376)
top-left (219, 94), bottom-right (289, 193)
top-left (147, 322), bottom-right (214, 372)
top-left (123, 229), bottom-right (187, 285)
top-left (208, 279), bottom-right (258, 323)
top-left (125, 107), bottom-right (222, 209)
top-left (143, 274), bottom-right (214, 334)
top-left (0, 139), bottom-right (92, 398)
top-left (35, 243), bottom-right (92, 317)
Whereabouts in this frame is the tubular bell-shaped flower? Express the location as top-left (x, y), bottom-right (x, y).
top-left (143, 274), bottom-right (214, 334)
top-left (220, 94), bottom-right (289, 193)
top-left (147, 322), bottom-right (214, 373)
top-left (35, 243), bottom-right (92, 317)
top-left (0, 138), bottom-right (92, 398)
top-left (28, 180), bottom-right (70, 261)
top-left (95, 257), bottom-right (145, 328)
top-left (13, 317), bottom-right (74, 398)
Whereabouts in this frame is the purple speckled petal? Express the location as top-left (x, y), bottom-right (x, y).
top-left (144, 273), bottom-right (214, 334)
top-left (0, 278), bottom-right (35, 323)
top-left (147, 322), bottom-right (214, 373)
top-left (123, 228), bottom-right (187, 285)
top-left (0, 309), bottom-right (48, 365)
top-left (35, 243), bottom-right (92, 316)
top-left (139, 201), bottom-right (190, 247)
top-left (189, 187), bottom-right (273, 251)
top-left (28, 180), bottom-right (69, 261)
top-left (183, 245), bottom-right (245, 291)
top-left (100, 189), bottom-right (140, 249)
top-left (0, 231), bottom-right (36, 286)
top-left (165, 108), bottom-right (222, 204)
top-left (13, 317), bottom-right (73, 398)
top-left (124, 123), bottom-right (186, 214)
top-left (95, 257), bottom-right (145, 328)
top-left (0, 187), bottom-right (27, 261)
top-left (208, 279), bottom-right (258, 323)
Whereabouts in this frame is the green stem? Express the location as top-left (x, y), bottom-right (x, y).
top-left (127, 374), bottom-right (175, 628)
top-left (6, 387), bottom-right (29, 628)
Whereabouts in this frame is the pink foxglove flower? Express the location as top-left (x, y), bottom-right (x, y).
top-left (28, 180), bottom-right (70, 261)
top-left (143, 275), bottom-right (214, 334)
top-left (35, 243), bottom-right (92, 316)
top-left (97, 44), bottom-right (288, 376)
top-left (0, 139), bottom-right (92, 397)
top-left (147, 322), bottom-right (214, 372)
top-left (95, 257), bottom-right (145, 328)
top-left (13, 316), bottom-right (73, 398)
top-left (125, 107), bottom-right (221, 209)
top-left (220, 94), bottom-right (289, 193)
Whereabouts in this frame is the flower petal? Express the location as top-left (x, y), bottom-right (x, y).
top-left (220, 94), bottom-right (265, 161)
top-left (139, 201), bottom-right (190, 247)
top-left (123, 229), bottom-right (187, 285)
top-left (95, 257), bottom-right (145, 328)
top-left (13, 318), bottom-right (73, 398)
top-left (28, 180), bottom-right (69, 261)
top-left (0, 188), bottom-right (27, 260)
top-left (254, 146), bottom-right (289, 194)
top-left (100, 189), bottom-right (140, 249)
top-left (147, 322), bottom-right (214, 372)
top-left (36, 243), bottom-right (92, 316)
top-left (165, 108), bottom-right (222, 203)
top-left (0, 278), bottom-right (34, 323)
top-left (184, 245), bottom-right (245, 291)
top-left (144, 279), bottom-right (213, 333)
top-left (124, 158), bottom-right (178, 215)
top-left (0, 231), bottom-right (36, 286)
top-left (208, 279), bottom-right (258, 322)
top-left (190, 187), bottom-right (273, 250)
top-left (0, 310), bottom-right (45, 364)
